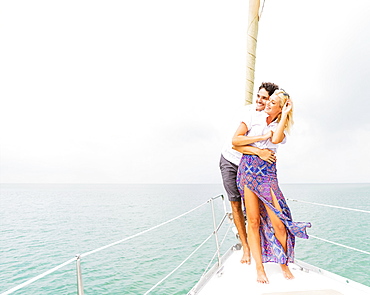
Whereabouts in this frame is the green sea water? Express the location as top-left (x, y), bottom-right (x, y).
top-left (1, 183), bottom-right (369, 294)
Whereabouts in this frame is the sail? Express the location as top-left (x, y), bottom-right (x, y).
top-left (245, 0), bottom-right (260, 105)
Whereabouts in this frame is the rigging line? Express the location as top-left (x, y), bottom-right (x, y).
top-left (259, 0), bottom-right (266, 18)
top-left (145, 215), bottom-right (232, 294)
top-left (202, 221), bottom-right (232, 278)
top-left (310, 235), bottom-right (370, 256)
top-left (1, 196), bottom-right (220, 295)
top-left (201, 221), bottom-right (233, 279)
top-left (144, 232), bottom-right (214, 295)
top-left (219, 221), bottom-right (233, 248)
top-left (81, 199), bottom-right (210, 258)
top-left (0, 257), bottom-right (76, 295)
top-left (287, 198), bottom-right (370, 214)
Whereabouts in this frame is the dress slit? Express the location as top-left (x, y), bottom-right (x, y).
top-left (237, 154), bottom-right (311, 265)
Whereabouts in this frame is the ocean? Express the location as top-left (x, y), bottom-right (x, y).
top-left (1, 183), bottom-right (369, 294)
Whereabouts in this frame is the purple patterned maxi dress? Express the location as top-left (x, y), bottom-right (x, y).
top-left (237, 154), bottom-right (311, 264)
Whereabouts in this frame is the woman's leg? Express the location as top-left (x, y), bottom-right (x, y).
top-left (264, 188), bottom-right (294, 279)
top-left (244, 185), bottom-right (269, 284)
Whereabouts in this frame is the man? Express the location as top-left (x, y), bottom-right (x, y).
top-left (219, 82), bottom-right (279, 264)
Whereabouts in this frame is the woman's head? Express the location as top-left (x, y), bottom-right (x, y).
top-left (265, 89), bottom-right (294, 133)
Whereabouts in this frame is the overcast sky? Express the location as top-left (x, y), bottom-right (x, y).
top-left (1, 0), bottom-right (369, 184)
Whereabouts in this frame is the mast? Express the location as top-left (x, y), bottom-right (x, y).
top-left (245, 0), bottom-right (260, 105)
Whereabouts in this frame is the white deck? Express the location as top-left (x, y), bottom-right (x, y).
top-left (192, 246), bottom-right (370, 295)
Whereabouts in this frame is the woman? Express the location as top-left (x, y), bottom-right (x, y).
top-left (232, 90), bottom-right (311, 284)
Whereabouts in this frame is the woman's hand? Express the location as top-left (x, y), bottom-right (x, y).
top-left (262, 130), bottom-right (273, 140)
top-left (282, 98), bottom-right (293, 115)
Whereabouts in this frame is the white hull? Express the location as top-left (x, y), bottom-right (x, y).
top-left (190, 244), bottom-right (370, 295)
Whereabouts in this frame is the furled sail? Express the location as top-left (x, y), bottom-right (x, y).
top-left (245, 0), bottom-right (260, 105)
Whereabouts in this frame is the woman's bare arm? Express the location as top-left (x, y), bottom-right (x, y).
top-left (271, 99), bottom-right (292, 144)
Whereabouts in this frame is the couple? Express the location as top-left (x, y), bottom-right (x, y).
top-left (219, 82), bottom-right (311, 284)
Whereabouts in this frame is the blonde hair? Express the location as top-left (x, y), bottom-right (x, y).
top-left (274, 89), bottom-right (294, 134)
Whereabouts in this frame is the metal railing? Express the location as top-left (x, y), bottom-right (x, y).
top-left (287, 198), bottom-right (370, 256)
top-left (2, 197), bottom-right (369, 295)
top-left (287, 198), bottom-right (370, 214)
top-left (1, 194), bottom-right (230, 295)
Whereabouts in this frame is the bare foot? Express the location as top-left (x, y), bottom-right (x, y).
top-left (240, 246), bottom-right (251, 264)
top-left (256, 266), bottom-right (269, 284)
top-left (280, 264), bottom-right (294, 280)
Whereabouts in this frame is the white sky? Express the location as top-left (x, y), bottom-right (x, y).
top-left (1, 0), bottom-right (369, 184)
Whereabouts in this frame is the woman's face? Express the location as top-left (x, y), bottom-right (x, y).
top-left (265, 94), bottom-right (282, 118)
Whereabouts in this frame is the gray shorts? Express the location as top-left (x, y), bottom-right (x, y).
top-left (219, 154), bottom-right (241, 202)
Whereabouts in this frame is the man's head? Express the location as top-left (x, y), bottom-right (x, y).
top-left (255, 82), bottom-right (279, 111)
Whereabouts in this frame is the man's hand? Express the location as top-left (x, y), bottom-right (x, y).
top-left (257, 149), bottom-right (276, 163)
top-left (232, 146), bottom-right (276, 164)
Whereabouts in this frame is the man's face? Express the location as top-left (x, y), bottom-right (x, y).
top-left (256, 88), bottom-right (270, 111)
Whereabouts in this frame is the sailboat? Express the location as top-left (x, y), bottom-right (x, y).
top-left (189, 0), bottom-right (370, 294)
top-left (187, 196), bottom-right (370, 295)
top-left (1, 1), bottom-right (369, 295)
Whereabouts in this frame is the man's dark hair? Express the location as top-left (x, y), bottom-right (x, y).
top-left (259, 82), bottom-right (279, 96)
